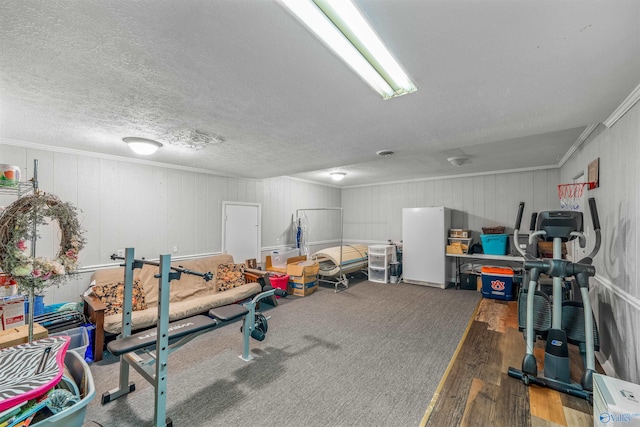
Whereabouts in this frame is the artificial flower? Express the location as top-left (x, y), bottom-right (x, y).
top-left (11, 264), bottom-right (33, 276)
top-left (16, 239), bottom-right (27, 251)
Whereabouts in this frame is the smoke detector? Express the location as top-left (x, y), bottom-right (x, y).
top-left (447, 156), bottom-right (470, 167)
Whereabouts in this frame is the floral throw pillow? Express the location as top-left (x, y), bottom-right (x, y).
top-left (216, 263), bottom-right (246, 292)
top-left (92, 278), bottom-right (147, 316)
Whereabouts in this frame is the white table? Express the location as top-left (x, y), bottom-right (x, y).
top-left (446, 253), bottom-right (524, 288)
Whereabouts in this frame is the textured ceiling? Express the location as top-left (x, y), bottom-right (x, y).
top-left (1, 0), bottom-right (639, 187)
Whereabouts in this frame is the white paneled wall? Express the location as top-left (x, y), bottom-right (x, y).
top-left (341, 169), bottom-right (560, 243)
top-left (0, 142), bottom-right (340, 303)
top-left (560, 100), bottom-right (640, 383)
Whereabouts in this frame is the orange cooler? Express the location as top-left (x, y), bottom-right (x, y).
top-left (481, 266), bottom-right (515, 300)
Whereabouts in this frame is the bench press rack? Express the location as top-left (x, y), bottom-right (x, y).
top-left (101, 248), bottom-right (285, 427)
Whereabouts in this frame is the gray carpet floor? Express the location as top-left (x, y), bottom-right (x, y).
top-left (82, 279), bottom-right (480, 427)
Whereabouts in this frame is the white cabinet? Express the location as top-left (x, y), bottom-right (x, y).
top-left (368, 245), bottom-right (394, 283)
top-left (402, 207), bottom-right (451, 288)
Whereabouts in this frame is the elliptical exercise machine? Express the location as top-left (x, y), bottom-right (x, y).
top-left (508, 198), bottom-right (601, 401)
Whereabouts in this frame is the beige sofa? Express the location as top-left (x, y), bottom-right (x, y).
top-left (83, 254), bottom-right (264, 361)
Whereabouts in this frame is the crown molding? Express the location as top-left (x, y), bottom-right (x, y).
top-left (603, 83), bottom-right (640, 128)
top-left (0, 136), bottom-right (245, 179)
top-left (557, 123), bottom-right (600, 167)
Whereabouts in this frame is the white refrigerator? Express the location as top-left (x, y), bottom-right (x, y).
top-left (402, 207), bottom-right (451, 288)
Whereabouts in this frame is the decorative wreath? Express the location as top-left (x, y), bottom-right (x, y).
top-left (0, 193), bottom-right (86, 294)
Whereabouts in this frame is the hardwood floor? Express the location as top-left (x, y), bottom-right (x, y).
top-left (421, 296), bottom-right (598, 427)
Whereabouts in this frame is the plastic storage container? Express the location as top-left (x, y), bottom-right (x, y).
top-left (480, 234), bottom-right (508, 255)
top-left (369, 267), bottom-right (389, 283)
top-left (481, 266), bottom-right (515, 300)
top-left (268, 274), bottom-right (289, 298)
top-left (51, 327), bottom-right (89, 357)
top-left (270, 248), bottom-right (299, 269)
top-left (33, 350), bottom-right (95, 426)
top-left (368, 254), bottom-right (387, 268)
top-left (368, 245), bottom-right (393, 256)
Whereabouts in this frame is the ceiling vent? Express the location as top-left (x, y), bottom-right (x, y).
top-left (376, 149), bottom-right (394, 157)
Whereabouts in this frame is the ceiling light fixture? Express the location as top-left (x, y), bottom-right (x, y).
top-left (280, 0), bottom-right (416, 100)
top-left (123, 137), bottom-right (163, 155)
top-left (447, 156), bottom-right (469, 167)
top-left (330, 172), bottom-right (347, 181)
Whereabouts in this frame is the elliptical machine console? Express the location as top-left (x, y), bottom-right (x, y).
top-left (536, 210), bottom-right (583, 242)
top-left (508, 198), bottom-right (601, 402)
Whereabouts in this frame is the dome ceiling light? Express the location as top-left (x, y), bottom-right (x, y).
top-left (123, 137), bottom-right (163, 155)
top-left (330, 172), bottom-right (347, 181)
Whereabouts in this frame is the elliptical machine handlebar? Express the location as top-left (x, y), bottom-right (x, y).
top-left (580, 198), bottom-right (601, 264)
top-left (513, 202), bottom-right (527, 257)
top-left (515, 202), bottom-right (525, 232)
top-left (529, 212), bottom-right (538, 233)
top-left (513, 202), bottom-right (539, 259)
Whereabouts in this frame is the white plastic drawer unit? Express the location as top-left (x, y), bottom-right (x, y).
top-left (369, 254), bottom-right (387, 268)
top-left (368, 245), bottom-right (393, 256)
top-left (369, 267), bottom-right (389, 283)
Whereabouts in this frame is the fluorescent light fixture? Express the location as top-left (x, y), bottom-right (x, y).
top-left (280, 0), bottom-right (416, 100)
top-left (330, 172), bottom-right (346, 181)
top-left (123, 137), bottom-right (163, 155)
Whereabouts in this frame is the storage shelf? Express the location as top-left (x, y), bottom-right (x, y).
top-left (368, 245), bottom-right (394, 283)
top-left (0, 181), bottom-right (34, 197)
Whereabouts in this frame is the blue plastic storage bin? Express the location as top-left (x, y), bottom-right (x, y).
top-left (32, 350), bottom-right (95, 426)
top-left (480, 234), bottom-right (508, 255)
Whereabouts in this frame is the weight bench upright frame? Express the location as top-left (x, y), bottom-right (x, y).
top-left (101, 248), bottom-right (285, 427)
top-left (101, 248), bottom-right (183, 427)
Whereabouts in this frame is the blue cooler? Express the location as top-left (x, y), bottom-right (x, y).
top-left (481, 266), bottom-right (515, 300)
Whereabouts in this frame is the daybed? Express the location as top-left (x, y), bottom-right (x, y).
top-left (83, 254), bottom-right (264, 361)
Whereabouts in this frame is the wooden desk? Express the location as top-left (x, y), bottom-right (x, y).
top-left (446, 253), bottom-right (524, 288)
top-left (0, 323), bottom-right (48, 349)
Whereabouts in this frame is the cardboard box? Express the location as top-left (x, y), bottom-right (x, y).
top-left (289, 273), bottom-right (318, 284)
top-left (449, 229), bottom-right (471, 238)
top-left (0, 323), bottom-right (48, 349)
top-left (538, 241), bottom-right (567, 259)
top-left (286, 260), bottom-right (320, 277)
top-left (288, 280), bottom-right (318, 297)
top-left (0, 296), bottom-right (25, 330)
top-left (446, 243), bottom-right (464, 254)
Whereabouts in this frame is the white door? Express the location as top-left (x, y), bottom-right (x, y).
top-left (222, 202), bottom-right (261, 264)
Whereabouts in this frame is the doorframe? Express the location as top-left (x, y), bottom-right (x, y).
top-left (221, 201), bottom-right (262, 262)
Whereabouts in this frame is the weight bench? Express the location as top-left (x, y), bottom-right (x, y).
top-left (101, 249), bottom-right (284, 427)
top-left (106, 305), bottom-right (249, 357)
